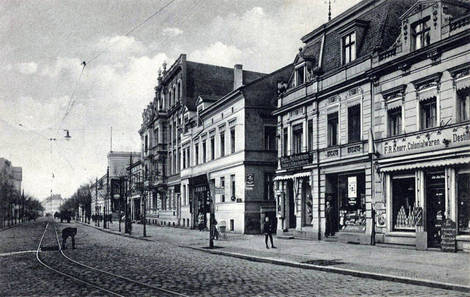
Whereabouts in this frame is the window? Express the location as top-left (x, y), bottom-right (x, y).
top-left (183, 185), bottom-right (186, 206)
top-left (145, 135), bottom-right (149, 153)
top-left (327, 112), bottom-right (338, 146)
top-left (264, 126), bottom-right (276, 150)
top-left (308, 120), bottom-right (313, 151)
top-left (458, 89), bottom-right (470, 122)
top-left (202, 141), bottom-right (206, 163)
top-left (264, 173), bottom-right (274, 201)
top-left (230, 128), bottom-right (236, 153)
top-left (458, 172), bottom-right (470, 235)
top-left (293, 124), bottom-right (303, 154)
top-left (210, 136), bottom-right (215, 160)
top-left (342, 32), bottom-right (356, 64)
top-left (230, 219), bottom-right (234, 231)
top-left (155, 128), bottom-right (159, 144)
top-left (420, 98), bottom-right (437, 129)
top-left (220, 177), bottom-right (225, 203)
top-left (348, 105), bottom-right (361, 143)
top-left (389, 108), bottom-right (402, 137)
top-left (195, 144), bottom-right (199, 165)
top-left (220, 131), bottom-right (225, 157)
top-left (186, 149), bottom-right (190, 168)
top-left (283, 127), bottom-right (288, 156)
top-left (295, 66), bottom-right (305, 86)
top-left (412, 17), bottom-right (430, 50)
top-left (392, 175), bottom-right (416, 232)
top-left (182, 148), bottom-right (186, 169)
top-left (231, 174), bottom-right (235, 200)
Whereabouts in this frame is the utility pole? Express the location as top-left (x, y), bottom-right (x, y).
top-left (105, 166), bottom-right (109, 229)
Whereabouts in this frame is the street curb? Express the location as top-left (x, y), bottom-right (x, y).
top-left (182, 246), bottom-right (470, 293)
top-left (76, 221), bottom-right (153, 242)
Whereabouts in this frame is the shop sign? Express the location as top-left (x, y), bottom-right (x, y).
top-left (348, 176), bottom-right (357, 199)
top-left (246, 174), bottom-right (254, 190)
top-left (280, 152), bottom-right (313, 170)
top-left (379, 125), bottom-right (470, 157)
top-left (441, 218), bottom-right (457, 252)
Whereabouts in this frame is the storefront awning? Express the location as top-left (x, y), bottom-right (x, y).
top-left (456, 76), bottom-right (470, 91)
top-left (274, 171), bottom-right (310, 181)
top-left (380, 156), bottom-right (470, 173)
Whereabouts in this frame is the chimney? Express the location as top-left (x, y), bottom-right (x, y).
top-left (234, 64), bottom-right (243, 90)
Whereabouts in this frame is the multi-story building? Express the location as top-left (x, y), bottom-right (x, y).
top-left (139, 54), bottom-right (264, 227)
top-left (127, 159), bottom-right (142, 221)
top-left (44, 194), bottom-right (64, 216)
top-left (90, 151), bottom-right (139, 222)
top-left (181, 64), bottom-right (291, 233)
top-left (0, 158), bottom-right (22, 224)
top-left (274, 0), bottom-right (470, 252)
top-left (274, 0), bottom-right (416, 243)
top-left (370, 0), bottom-right (470, 251)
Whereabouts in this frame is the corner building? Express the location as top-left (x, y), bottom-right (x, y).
top-left (370, 0), bottom-right (470, 251)
top-left (274, 0), bottom-right (416, 243)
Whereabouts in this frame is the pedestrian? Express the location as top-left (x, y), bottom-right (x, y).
top-left (263, 216), bottom-right (276, 249)
top-left (212, 217), bottom-right (219, 240)
top-left (325, 199), bottom-right (334, 237)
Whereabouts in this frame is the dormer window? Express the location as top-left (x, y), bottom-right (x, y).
top-left (295, 65), bottom-right (305, 86)
top-left (342, 32), bottom-right (356, 64)
top-left (412, 17), bottom-right (430, 50)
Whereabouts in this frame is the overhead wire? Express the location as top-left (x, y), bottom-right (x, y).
top-left (86, 0), bottom-right (178, 64)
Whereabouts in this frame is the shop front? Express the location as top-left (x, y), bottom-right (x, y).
top-left (274, 151), bottom-right (314, 238)
top-left (188, 174), bottom-right (210, 230)
top-left (377, 124), bottom-right (470, 251)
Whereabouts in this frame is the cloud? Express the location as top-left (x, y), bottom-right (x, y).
top-left (190, 42), bottom-right (243, 68)
top-left (40, 57), bottom-right (82, 78)
top-left (16, 62), bottom-right (38, 74)
top-left (162, 27), bottom-right (183, 37)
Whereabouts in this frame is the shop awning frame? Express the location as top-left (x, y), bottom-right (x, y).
top-left (274, 171), bottom-right (311, 181)
top-left (379, 156), bottom-right (470, 173)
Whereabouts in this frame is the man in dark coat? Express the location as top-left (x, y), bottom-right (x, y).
top-left (325, 200), bottom-right (334, 237)
top-left (263, 216), bottom-right (276, 249)
top-left (62, 227), bottom-right (77, 249)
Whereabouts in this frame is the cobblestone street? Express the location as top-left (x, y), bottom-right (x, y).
top-left (1, 219), bottom-right (468, 296)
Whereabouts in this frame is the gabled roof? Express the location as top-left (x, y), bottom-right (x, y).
top-left (185, 61), bottom-right (265, 111)
top-left (295, 0), bottom-right (415, 75)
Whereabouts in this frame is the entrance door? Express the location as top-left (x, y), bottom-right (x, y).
top-left (426, 172), bottom-right (446, 248)
top-left (287, 180), bottom-right (296, 229)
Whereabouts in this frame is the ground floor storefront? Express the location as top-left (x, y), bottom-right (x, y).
top-left (274, 160), bottom-right (373, 244)
top-left (376, 158), bottom-right (470, 252)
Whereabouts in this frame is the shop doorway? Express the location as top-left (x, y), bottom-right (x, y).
top-left (326, 172), bottom-right (366, 236)
top-left (287, 179), bottom-right (296, 229)
top-left (426, 171), bottom-right (446, 248)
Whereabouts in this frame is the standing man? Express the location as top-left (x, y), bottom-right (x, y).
top-left (325, 199), bottom-right (334, 237)
top-left (263, 216), bottom-right (276, 249)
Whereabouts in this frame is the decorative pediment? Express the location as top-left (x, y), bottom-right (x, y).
top-left (381, 85), bottom-right (407, 100)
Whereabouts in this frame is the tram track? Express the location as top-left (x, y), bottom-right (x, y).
top-left (36, 221), bottom-right (187, 297)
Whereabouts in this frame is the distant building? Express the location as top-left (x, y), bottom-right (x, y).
top-left (0, 158), bottom-right (22, 224)
top-left (44, 194), bottom-right (64, 216)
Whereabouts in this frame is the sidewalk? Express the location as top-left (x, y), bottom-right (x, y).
top-left (80, 220), bottom-right (470, 292)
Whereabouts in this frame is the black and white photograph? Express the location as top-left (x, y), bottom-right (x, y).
top-left (1, 0), bottom-right (470, 296)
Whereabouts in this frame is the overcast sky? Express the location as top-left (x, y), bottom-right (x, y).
top-left (0, 0), bottom-right (360, 200)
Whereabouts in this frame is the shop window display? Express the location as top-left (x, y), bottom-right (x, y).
top-left (331, 173), bottom-right (366, 233)
top-left (458, 173), bottom-right (470, 235)
top-left (392, 175), bottom-right (416, 231)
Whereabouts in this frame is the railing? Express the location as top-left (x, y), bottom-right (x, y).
top-left (450, 14), bottom-right (470, 32)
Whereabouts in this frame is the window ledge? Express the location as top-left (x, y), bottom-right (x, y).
top-left (457, 235), bottom-right (470, 241)
top-left (385, 231), bottom-right (416, 237)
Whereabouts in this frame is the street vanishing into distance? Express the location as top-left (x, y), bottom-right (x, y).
top-left (0, 218), bottom-right (467, 297)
